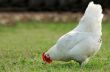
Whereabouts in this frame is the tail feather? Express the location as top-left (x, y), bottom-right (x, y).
top-left (76, 1), bottom-right (103, 33)
top-left (85, 1), bottom-right (103, 19)
top-left (80, 1), bottom-right (103, 24)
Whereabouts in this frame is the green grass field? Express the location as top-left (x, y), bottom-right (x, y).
top-left (0, 21), bottom-right (110, 72)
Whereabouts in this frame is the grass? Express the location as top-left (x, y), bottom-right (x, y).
top-left (0, 21), bottom-right (110, 72)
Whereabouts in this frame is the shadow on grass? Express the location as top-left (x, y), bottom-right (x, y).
top-left (40, 60), bottom-right (104, 72)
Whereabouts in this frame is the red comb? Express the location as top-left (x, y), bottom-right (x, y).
top-left (42, 52), bottom-right (45, 61)
top-left (42, 52), bottom-right (52, 64)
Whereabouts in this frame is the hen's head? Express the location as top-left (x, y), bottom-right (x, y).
top-left (42, 52), bottom-right (52, 64)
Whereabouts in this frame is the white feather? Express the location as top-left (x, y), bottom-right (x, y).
top-left (45, 1), bottom-right (103, 66)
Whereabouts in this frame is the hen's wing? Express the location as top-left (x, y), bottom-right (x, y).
top-left (68, 35), bottom-right (101, 61)
top-left (56, 31), bottom-right (88, 51)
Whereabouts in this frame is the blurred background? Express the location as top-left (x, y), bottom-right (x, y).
top-left (0, 0), bottom-right (110, 72)
top-left (0, 0), bottom-right (109, 25)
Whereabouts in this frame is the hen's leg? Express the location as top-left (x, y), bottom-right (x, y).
top-left (80, 58), bottom-right (89, 68)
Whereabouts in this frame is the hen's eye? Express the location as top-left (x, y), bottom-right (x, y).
top-left (46, 54), bottom-right (49, 57)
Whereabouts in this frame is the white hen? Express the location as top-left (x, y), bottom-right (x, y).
top-left (42, 1), bottom-right (103, 67)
